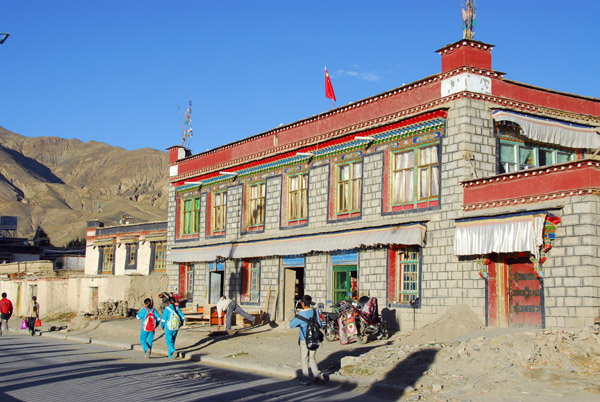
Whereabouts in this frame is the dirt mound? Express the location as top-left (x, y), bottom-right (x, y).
top-left (400, 304), bottom-right (485, 345)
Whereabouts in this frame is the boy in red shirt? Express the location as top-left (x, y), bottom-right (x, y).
top-left (0, 293), bottom-right (14, 335)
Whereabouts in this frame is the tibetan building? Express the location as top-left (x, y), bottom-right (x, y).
top-left (165, 38), bottom-right (600, 330)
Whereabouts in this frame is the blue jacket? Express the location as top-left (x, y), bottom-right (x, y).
top-left (290, 308), bottom-right (322, 341)
top-left (136, 307), bottom-right (161, 332)
top-left (161, 305), bottom-right (185, 331)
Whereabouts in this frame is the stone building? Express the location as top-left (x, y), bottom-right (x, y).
top-left (165, 37), bottom-right (600, 330)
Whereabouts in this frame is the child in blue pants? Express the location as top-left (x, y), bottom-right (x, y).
top-left (161, 297), bottom-right (185, 359)
top-left (136, 298), bottom-right (161, 358)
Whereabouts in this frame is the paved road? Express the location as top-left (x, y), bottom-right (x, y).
top-left (0, 334), bottom-right (397, 402)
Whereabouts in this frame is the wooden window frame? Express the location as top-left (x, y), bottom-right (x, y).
top-left (335, 160), bottom-right (362, 216)
top-left (151, 241), bottom-right (166, 273)
top-left (242, 260), bottom-right (260, 303)
top-left (211, 191), bottom-right (227, 235)
top-left (247, 181), bottom-right (266, 229)
top-left (286, 172), bottom-right (308, 225)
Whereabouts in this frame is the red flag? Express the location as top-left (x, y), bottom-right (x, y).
top-left (325, 67), bottom-right (336, 102)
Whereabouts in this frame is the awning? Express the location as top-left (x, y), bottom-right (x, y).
top-left (454, 213), bottom-right (546, 259)
top-left (167, 223), bottom-right (426, 263)
top-left (493, 110), bottom-right (600, 149)
top-left (92, 239), bottom-right (115, 247)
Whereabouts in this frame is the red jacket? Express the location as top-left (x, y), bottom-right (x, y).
top-left (0, 298), bottom-right (13, 316)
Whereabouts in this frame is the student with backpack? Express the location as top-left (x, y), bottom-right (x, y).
top-left (289, 294), bottom-right (328, 385)
top-left (136, 298), bottom-right (161, 358)
top-left (161, 297), bottom-right (185, 359)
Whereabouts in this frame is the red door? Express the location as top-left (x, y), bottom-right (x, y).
top-left (507, 258), bottom-right (543, 327)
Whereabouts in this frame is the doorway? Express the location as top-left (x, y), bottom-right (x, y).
top-left (488, 256), bottom-right (544, 328)
top-left (333, 265), bottom-right (357, 304)
top-left (284, 267), bottom-right (304, 317)
top-left (208, 261), bottom-right (225, 305)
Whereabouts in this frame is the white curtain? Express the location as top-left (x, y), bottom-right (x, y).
top-left (454, 214), bottom-right (546, 259)
top-left (493, 110), bottom-right (600, 150)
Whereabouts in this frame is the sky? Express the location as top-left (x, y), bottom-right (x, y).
top-left (0, 1), bottom-right (599, 153)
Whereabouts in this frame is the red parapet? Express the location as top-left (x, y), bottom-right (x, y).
top-left (462, 159), bottom-right (600, 210)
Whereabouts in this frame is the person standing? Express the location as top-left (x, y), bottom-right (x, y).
top-left (0, 293), bottom-right (13, 336)
top-left (289, 294), bottom-right (327, 385)
top-left (216, 296), bottom-right (256, 331)
top-left (26, 296), bottom-right (39, 336)
top-left (136, 298), bottom-right (161, 358)
top-left (161, 297), bottom-right (184, 359)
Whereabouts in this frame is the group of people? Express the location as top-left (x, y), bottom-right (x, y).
top-left (135, 296), bottom-right (184, 359)
top-left (0, 293), bottom-right (39, 337)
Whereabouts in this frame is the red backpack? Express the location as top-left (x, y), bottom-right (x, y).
top-left (143, 308), bottom-right (156, 331)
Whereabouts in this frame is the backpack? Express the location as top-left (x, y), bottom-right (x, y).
top-left (143, 308), bottom-right (156, 332)
top-left (296, 309), bottom-right (324, 351)
top-left (166, 306), bottom-right (182, 330)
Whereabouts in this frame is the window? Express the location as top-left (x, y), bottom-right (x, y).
top-left (287, 172), bottom-right (308, 224)
top-left (336, 161), bottom-right (362, 215)
top-left (100, 245), bottom-right (114, 274)
top-left (418, 146), bottom-right (439, 200)
top-left (389, 144), bottom-right (440, 210)
top-left (392, 247), bottom-right (420, 305)
top-left (211, 191), bottom-right (227, 234)
top-left (182, 197), bottom-right (201, 235)
top-left (242, 260), bottom-right (260, 303)
top-left (152, 241), bottom-right (166, 273)
top-left (499, 140), bottom-right (575, 173)
top-left (392, 151), bottom-right (414, 204)
top-left (126, 243), bottom-right (137, 268)
top-left (248, 182), bottom-right (266, 228)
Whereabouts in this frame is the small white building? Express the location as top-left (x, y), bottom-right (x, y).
top-left (85, 220), bottom-right (167, 276)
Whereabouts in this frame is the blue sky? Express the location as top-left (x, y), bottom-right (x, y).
top-left (1, 1), bottom-right (598, 153)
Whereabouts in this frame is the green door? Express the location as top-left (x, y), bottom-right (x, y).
top-left (333, 265), bottom-right (357, 304)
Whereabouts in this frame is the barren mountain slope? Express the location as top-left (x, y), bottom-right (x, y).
top-left (0, 127), bottom-right (169, 245)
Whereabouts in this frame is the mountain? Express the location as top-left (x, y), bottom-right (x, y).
top-left (0, 127), bottom-right (169, 246)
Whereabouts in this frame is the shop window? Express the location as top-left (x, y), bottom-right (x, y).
top-left (151, 241), bottom-right (166, 273)
top-left (499, 139), bottom-right (575, 174)
top-left (388, 247), bottom-right (420, 305)
top-left (286, 172), bottom-right (308, 225)
top-left (336, 160), bottom-right (362, 217)
top-left (242, 260), bottom-right (260, 303)
top-left (247, 182), bottom-right (266, 230)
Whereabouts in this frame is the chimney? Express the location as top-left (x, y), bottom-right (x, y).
top-left (167, 145), bottom-right (191, 164)
top-left (436, 39), bottom-right (494, 73)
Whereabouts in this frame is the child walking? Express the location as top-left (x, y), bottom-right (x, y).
top-left (161, 297), bottom-right (185, 359)
top-left (136, 298), bottom-right (161, 358)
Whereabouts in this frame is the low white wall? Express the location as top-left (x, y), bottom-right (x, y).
top-left (0, 274), bottom-right (169, 318)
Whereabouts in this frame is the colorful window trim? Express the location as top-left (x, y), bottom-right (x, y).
top-left (335, 160), bottom-right (362, 217)
top-left (497, 130), bottom-right (576, 174)
top-left (286, 172), bottom-right (308, 226)
top-left (180, 197), bottom-right (201, 238)
top-left (385, 143), bottom-right (440, 213)
top-left (247, 182), bottom-right (266, 231)
top-left (242, 260), bottom-right (260, 303)
top-left (179, 264), bottom-right (193, 301)
top-left (388, 246), bottom-right (420, 306)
